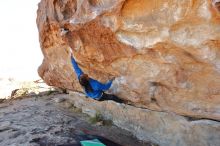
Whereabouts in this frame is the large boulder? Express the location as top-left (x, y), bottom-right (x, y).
top-left (37, 0), bottom-right (220, 121)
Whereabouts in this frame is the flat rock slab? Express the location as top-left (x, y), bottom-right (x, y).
top-left (0, 93), bottom-right (153, 146)
top-left (68, 92), bottom-right (220, 146)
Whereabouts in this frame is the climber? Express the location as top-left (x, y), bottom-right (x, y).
top-left (70, 53), bottom-right (123, 103)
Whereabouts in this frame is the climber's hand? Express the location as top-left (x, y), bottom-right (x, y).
top-left (69, 48), bottom-right (73, 54)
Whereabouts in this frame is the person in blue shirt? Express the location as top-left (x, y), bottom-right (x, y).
top-left (70, 55), bottom-right (123, 103)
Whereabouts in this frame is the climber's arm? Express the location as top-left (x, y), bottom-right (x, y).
top-left (89, 79), bottom-right (113, 91)
top-left (71, 56), bottom-right (83, 79)
top-left (100, 80), bottom-right (113, 91)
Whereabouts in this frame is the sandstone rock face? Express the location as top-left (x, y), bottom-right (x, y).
top-left (37, 0), bottom-right (220, 120)
top-left (69, 92), bottom-right (220, 146)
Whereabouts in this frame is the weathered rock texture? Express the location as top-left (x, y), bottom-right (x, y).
top-left (0, 93), bottom-right (150, 146)
top-left (69, 92), bottom-right (220, 146)
top-left (37, 0), bottom-right (220, 121)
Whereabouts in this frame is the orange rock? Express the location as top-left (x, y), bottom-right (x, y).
top-left (37, 0), bottom-right (220, 120)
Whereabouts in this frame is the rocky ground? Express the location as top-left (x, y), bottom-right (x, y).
top-left (1, 79), bottom-right (219, 146)
top-left (0, 81), bottom-right (155, 146)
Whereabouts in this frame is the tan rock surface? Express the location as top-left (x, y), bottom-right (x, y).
top-left (69, 91), bottom-right (220, 146)
top-left (37, 0), bottom-right (220, 120)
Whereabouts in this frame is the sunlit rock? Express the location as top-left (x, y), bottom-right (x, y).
top-left (37, 0), bottom-right (220, 121)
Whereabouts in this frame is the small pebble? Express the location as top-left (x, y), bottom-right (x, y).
top-left (64, 102), bottom-right (73, 108)
top-left (0, 121), bottom-right (11, 130)
top-left (53, 97), bottom-right (65, 103)
top-left (96, 121), bottom-right (104, 126)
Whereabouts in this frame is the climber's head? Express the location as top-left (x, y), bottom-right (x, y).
top-left (79, 74), bottom-right (93, 92)
top-left (79, 74), bottom-right (89, 83)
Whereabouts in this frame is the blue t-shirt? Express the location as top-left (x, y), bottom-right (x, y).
top-left (71, 56), bottom-right (112, 100)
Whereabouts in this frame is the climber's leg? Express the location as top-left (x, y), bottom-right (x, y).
top-left (99, 92), bottom-right (124, 103)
